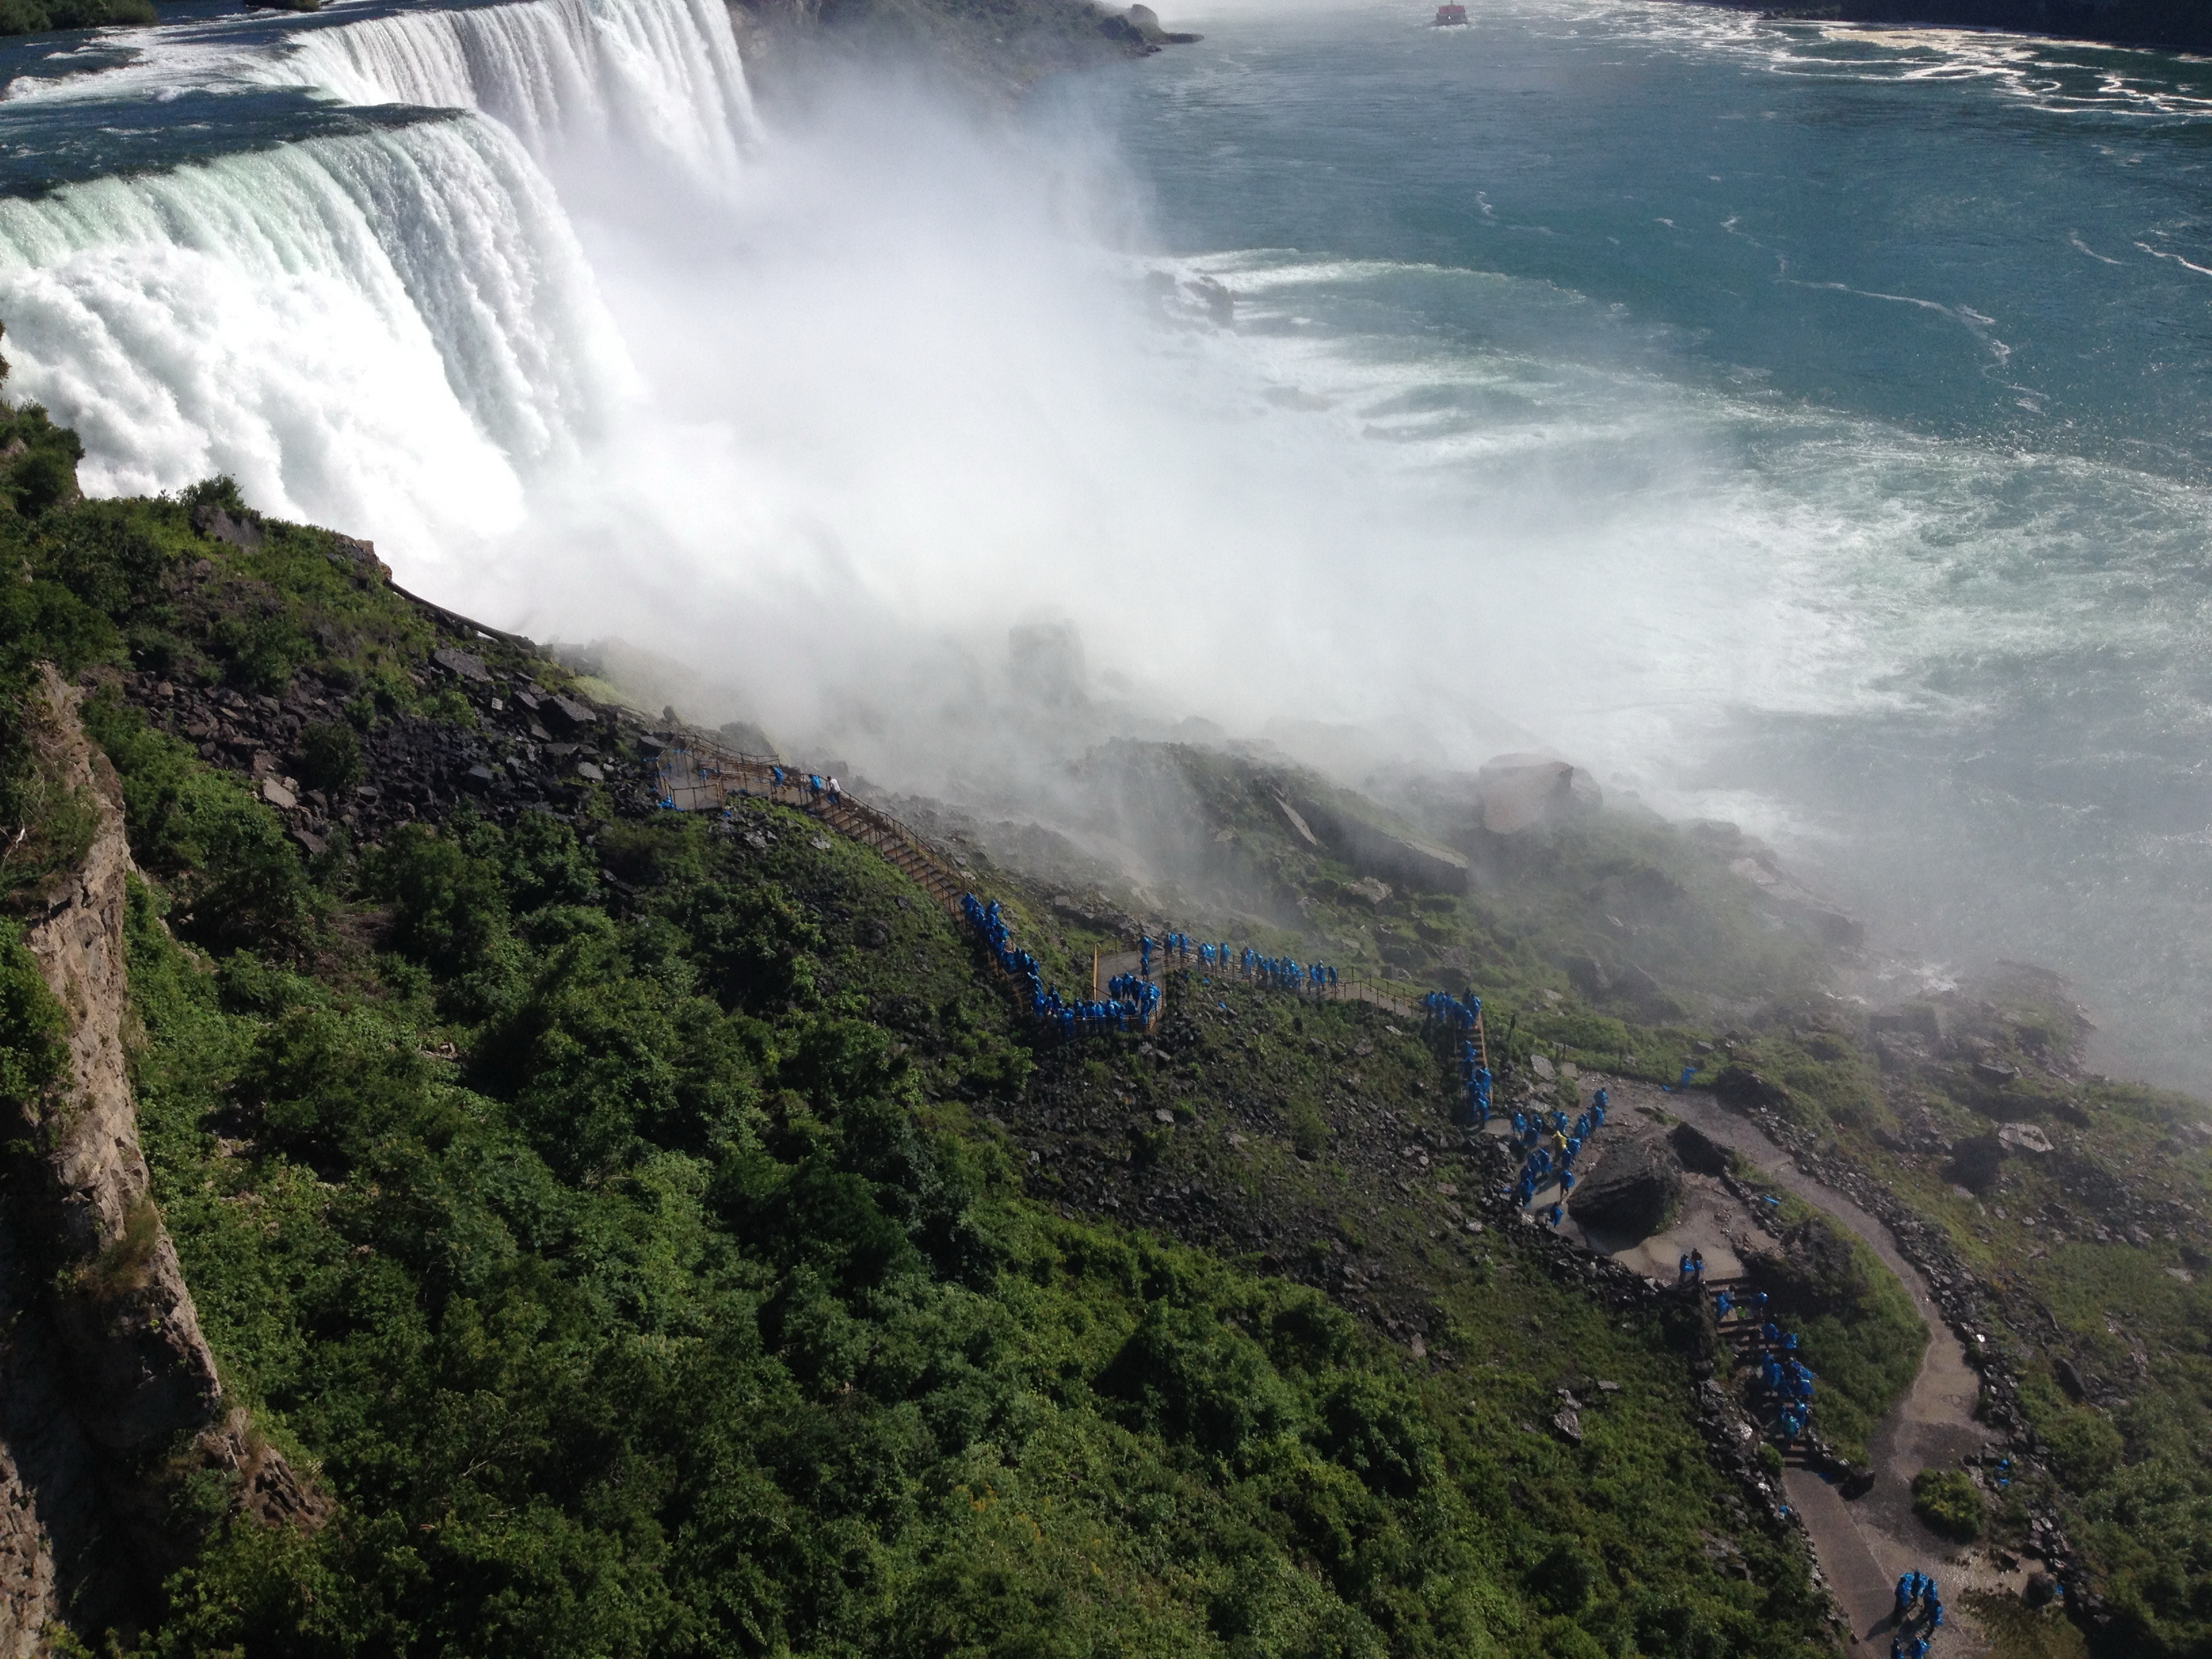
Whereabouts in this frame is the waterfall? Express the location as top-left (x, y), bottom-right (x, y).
top-left (0, 115), bottom-right (634, 550)
top-left (254, 0), bottom-right (759, 192)
top-left (1, 0), bottom-right (760, 192)
top-left (0, 0), bottom-right (760, 554)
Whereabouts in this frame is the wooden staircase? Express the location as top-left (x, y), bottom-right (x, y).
top-left (649, 733), bottom-right (1443, 1029)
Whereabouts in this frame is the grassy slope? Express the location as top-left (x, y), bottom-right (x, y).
top-left (5, 388), bottom-right (2188, 1659)
top-left (0, 476), bottom-right (1834, 1653)
top-left (956, 734), bottom-right (2212, 1655)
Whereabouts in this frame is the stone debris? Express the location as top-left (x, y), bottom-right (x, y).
top-left (116, 657), bottom-right (649, 850)
top-left (431, 647), bottom-right (492, 683)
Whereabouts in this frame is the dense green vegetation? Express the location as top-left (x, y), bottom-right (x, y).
top-left (1912, 1468), bottom-right (1984, 1543)
top-left (0, 0), bottom-right (155, 44)
top-left (0, 449), bottom-right (1836, 1654)
top-left (6, 366), bottom-right (2211, 1658)
top-left (117, 808), bottom-right (1824, 1656)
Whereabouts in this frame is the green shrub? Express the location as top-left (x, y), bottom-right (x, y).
top-left (79, 696), bottom-right (314, 955)
top-left (1535, 1009), bottom-right (1631, 1057)
top-left (365, 821), bottom-right (508, 978)
top-left (0, 738), bottom-right (96, 909)
top-left (292, 721), bottom-right (361, 795)
top-left (1098, 1301), bottom-right (1298, 1462)
top-left (77, 1195), bottom-right (162, 1302)
top-left (0, 403), bottom-right (81, 512)
top-left (1531, 1539), bottom-right (1601, 1614)
top-left (0, 918), bottom-right (66, 1109)
top-left (1313, 1370), bottom-right (1434, 1498)
top-left (2041, 1404), bottom-right (2125, 1487)
top-left (1911, 1467), bottom-right (1984, 1542)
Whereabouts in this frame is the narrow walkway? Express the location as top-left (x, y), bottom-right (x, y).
top-left (1651, 1085), bottom-right (1999, 1655)
top-left (655, 737), bottom-right (2012, 1641)
top-left (1092, 945), bottom-right (1430, 1025)
top-left (653, 736), bottom-right (1433, 1022)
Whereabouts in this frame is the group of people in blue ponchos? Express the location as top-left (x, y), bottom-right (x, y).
top-left (1148, 935), bottom-right (1340, 999)
top-left (1890, 1570), bottom-right (1945, 1654)
top-left (1422, 993), bottom-right (1494, 1126)
top-left (1229, 945), bottom-right (1337, 993)
top-left (1502, 1088), bottom-right (1610, 1224)
top-left (747, 764), bottom-right (841, 802)
top-left (1104, 972), bottom-right (1164, 1025)
top-left (964, 901), bottom-right (1360, 1040)
top-left (962, 894), bottom-right (1158, 1037)
top-left (1732, 1294), bottom-right (1820, 1443)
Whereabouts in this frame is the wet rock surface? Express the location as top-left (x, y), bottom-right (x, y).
top-left (1569, 1130), bottom-right (1684, 1238)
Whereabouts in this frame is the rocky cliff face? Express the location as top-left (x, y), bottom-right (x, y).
top-left (18, 666), bottom-right (222, 1458)
top-left (0, 666), bottom-right (319, 1650)
top-left (726, 0), bottom-right (1191, 107)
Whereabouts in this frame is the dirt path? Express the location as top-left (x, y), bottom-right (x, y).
top-left (1613, 1084), bottom-right (2003, 1654)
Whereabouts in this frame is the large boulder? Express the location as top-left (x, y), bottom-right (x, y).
top-left (1568, 1132), bottom-right (1683, 1240)
top-left (1474, 754), bottom-right (1601, 836)
top-left (1288, 791), bottom-right (1469, 893)
top-left (1948, 1132), bottom-right (2005, 1194)
top-left (1668, 1121), bottom-right (1731, 1177)
top-left (1564, 955), bottom-right (1610, 998)
top-left (1711, 1065), bottom-right (1791, 1115)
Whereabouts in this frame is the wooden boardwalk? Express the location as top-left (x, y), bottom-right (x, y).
top-left (651, 735), bottom-right (1475, 1050)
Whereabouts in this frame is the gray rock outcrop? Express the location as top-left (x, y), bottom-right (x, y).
top-left (1669, 1120), bottom-right (1732, 1177)
top-left (1473, 754), bottom-right (1601, 836)
top-left (18, 667), bottom-right (222, 1458)
top-left (1282, 785), bottom-right (1470, 894)
top-left (1568, 1130), bottom-right (1683, 1240)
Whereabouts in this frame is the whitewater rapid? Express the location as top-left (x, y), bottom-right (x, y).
top-left (5, 0), bottom-right (2212, 1091)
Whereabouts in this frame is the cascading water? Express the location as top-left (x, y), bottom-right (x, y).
top-left (0, 0), bottom-right (2207, 1089)
top-left (1, 0), bottom-right (758, 188)
top-left (0, 111), bottom-right (632, 550)
top-left (0, 0), bottom-right (751, 545)
top-left (249, 0), bottom-right (758, 191)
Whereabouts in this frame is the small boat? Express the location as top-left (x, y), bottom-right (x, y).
top-left (1434, 3), bottom-right (1468, 22)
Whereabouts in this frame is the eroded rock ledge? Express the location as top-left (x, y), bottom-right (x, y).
top-left (2, 665), bottom-right (322, 1650)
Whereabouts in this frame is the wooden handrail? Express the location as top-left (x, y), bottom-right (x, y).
top-left (649, 735), bottom-right (1443, 1030)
